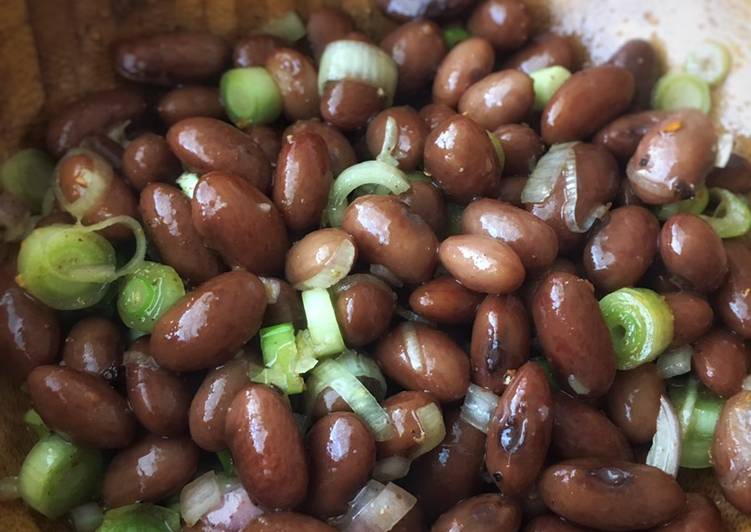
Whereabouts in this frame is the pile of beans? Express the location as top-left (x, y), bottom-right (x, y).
top-left (1, 0), bottom-right (750, 531)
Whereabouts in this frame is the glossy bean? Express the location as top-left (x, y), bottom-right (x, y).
top-left (157, 86), bottom-right (224, 126)
top-left (432, 494), bottom-right (522, 532)
top-left (367, 107), bottom-right (428, 171)
top-left (266, 48), bottom-right (320, 122)
top-left (321, 80), bottom-right (385, 130)
top-left (79, 134), bottom-right (124, 174)
top-left (504, 33), bottom-right (576, 74)
top-left (122, 133), bottom-right (181, 190)
top-left (419, 103), bottom-right (456, 131)
top-left (658, 493), bottom-right (725, 532)
top-left (331, 274), bottom-right (396, 347)
top-left (458, 70), bottom-right (534, 131)
top-left (62, 317), bottom-right (122, 382)
top-left (692, 328), bottom-right (749, 397)
top-left (663, 292), bottom-right (714, 348)
top-left (381, 20), bottom-right (446, 95)
top-left (468, 0), bottom-right (531, 52)
top-left (716, 237), bottom-right (751, 338)
top-left (712, 390), bottom-right (751, 513)
top-left (498, 175), bottom-right (528, 206)
top-left (493, 124), bottom-right (544, 177)
top-left (261, 277), bottom-right (305, 329)
top-left (244, 512), bottom-right (335, 532)
top-left (285, 228), bottom-right (356, 288)
top-left (378, 391), bottom-right (439, 459)
top-left (606, 364), bottom-right (664, 444)
top-left (606, 39), bottom-right (661, 111)
top-left (707, 154), bottom-right (751, 193)
top-left (285, 120), bottom-right (357, 176)
top-left (400, 179), bottom-right (447, 234)
top-left (593, 111), bottom-right (668, 162)
top-left (432, 37), bottom-right (495, 107)
top-left (409, 276), bottom-right (483, 325)
top-left (306, 8), bottom-right (354, 61)
top-left (244, 126), bottom-right (283, 168)
top-left (439, 234), bottom-right (525, 294)
top-left (234, 34), bottom-right (285, 67)
top-left (524, 515), bottom-right (593, 532)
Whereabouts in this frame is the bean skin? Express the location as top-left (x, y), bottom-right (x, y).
top-left (400, 179), bottom-right (447, 234)
top-left (284, 120), bottom-right (357, 177)
top-left (485, 361), bottom-right (553, 497)
top-left (378, 391), bottom-right (440, 460)
top-left (381, 20), bottom-right (446, 95)
top-left (432, 37), bottom-right (495, 108)
top-left (606, 364), bottom-right (665, 444)
top-left (716, 237), bottom-right (751, 338)
top-left (62, 317), bottom-right (122, 382)
top-left (306, 7), bottom-right (354, 61)
top-left (285, 228), bottom-right (356, 290)
top-left (409, 276), bottom-right (483, 325)
top-left (658, 493), bottom-right (725, 532)
top-left (663, 292), bottom-right (714, 348)
top-left (498, 175), bottom-right (529, 206)
top-left (606, 39), bottom-right (661, 112)
top-left (244, 513), bottom-right (335, 532)
top-left (320, 80), bottom-right (385, 131)
top-left (493, 124), bottom-right (544, 177)
top-left (504, 33), bottom-right (576, 74)
top-left (245, 126), bottom-right (283, 168)
top-left (266, 48), bottom-right (320, 122)
top-left (593, 111), bottom-right (668, 162)
top-left (122, 132), bottom-right (181, 190)
top-left (712, 390), bottom-right (751, 513)
top-left (234, 34), bottom-right (285, 67)
top-left (157, 86), bottom-right (224, 126)
top-left (331, 274), bottom-right (395, 347)
top-left (419, 103), bottom-right (456, 131)
top-left (468, 0), bottom-right (531, 52)
top-left (367, 106), bottom-right (428, 171)
top-left (525, 515), bottom-right (593, 532)
top-left (458, 70), bottom-right (534, 131)
top-left (707, 154), bottom-right (751, 193)
top-left (432, 494), bottom-right (522, 532)
top-left (376, 0), bottom-right (475, 21)
top-left (692, 328), bottom-right (749, 398)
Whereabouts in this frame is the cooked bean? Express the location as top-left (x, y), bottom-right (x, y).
top-left (102, 434), bottom-right (199, 507)
top-left (377, 391), bottom-right (440, 459)
top-left (504, 33), bottom-right (576, 74)
top-left (606, 39), bottom-right (661, 111)
top-left (439, 234), bottom-right (525, 294)
top-left (150, 271), bottom-right (266, 372)
top-left (712, 390), bottom-right (751, 514)
top-left (285, 228), bottom-right (356, 288)
top-left (342, 194), bottom-right (438, 284)
top-left (400, 179), bottom-right (447, 234)
top-left (522, 258), bottom-right (578, 309)
top-left (225, 384), bottom-right (308, 510)
top-left (541, 66), bottom-right (635, 144)
top-left (614, 179), bottom-right (644, 208)
top-left (498, 175), bottom-right (528, 206)
top-left (593, 110), bottom-right (668, 162)
top-left (470, 294), bottom-right (530, 394)
top-left (419, 103), bottom-right (456, 131)
top-left (409, 276), bottom-right (483, 324)
top-left (115, 32), bottom-right (230, 85)
top-left (79, 134), bottom-right (125, 174)
top-left (432, 37), bottom-right (495, 107)
top-left (122, 133), bottom-right (181, 190)
top-left (244, 513), bottom-right (335, 532)
top-left (192, 171), bottom-right (289, 275)
top-left (381, 20), bottom-right (446, 95)
top-left (306, 7), bottom-right (354, 61)
top-left (309, 376), bottom-right (385, 421)
top-left (266, 48), bottom-right (320, 122)
top-left (539, 459), bottom-right (685, 530)
top-left (663, 292), bottom-right (714, 348)
top-left (244, 125), bottom-right (283, 168)
top-left (376, 322), bottom-right (470, 402)
top-left (157, 85), bottom-right (224, 126)
top-left (27, 365), bottom-right (135, 449)
top-left (320, 79), bottom-right (385, 131)
top-left (660, 213), bottom-right (728, 293)
top-left (716, 237), bottom-right (751, 338)
top-left (285, 120), bottom-right (357, 176)
top-left (493, 124), bottom-right (544, 177)
top-left (606, 363), bottom-right (664, 444)
top-left (532, 272), bottom-right (616, 398)
top-left (692, 328), bottom-right (749, 397)
top-left (458, 70), bottom-right (534, 131)
top-left (524, 515), bottom-right (593, 532)
top-left (659, 493), bottom-right (725, 532)
top-left (707, 153), bottom-right (751, 193)
top-left (331, 274), bottom-right (396, 347)
top-left (261, 277), bottom-right (305, 329)
top-left (433, 494), bottom-right (522, 532)
top-left (471, 0), bottom-right (532, 51)
top-left (62, 317), bottom-right (122, 382)
top-left (376, 0), bottom-right (474, 21)
top-left (627, 110), bottom-right (717, 204)
top-left (486, 361), bottom-right (553, 496)
top-left (234, 34), bottom-right (285, 67)
top-left (367, 107), bottom-right (428, 171)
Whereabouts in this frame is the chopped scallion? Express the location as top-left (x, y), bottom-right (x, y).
top-left (652, 71), bottom-right (712, 114)
top-left (700, 187), bottom-right (751, 238)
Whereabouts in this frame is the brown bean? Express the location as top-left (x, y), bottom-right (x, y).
top-left (593, 111), bottom-right (668, 162)
top-left (157, 86), bottom-right (224, 126)
top-left (331, 274), bottom-right (396, 347)
top-left (432, 37), bottom-right (495, 107)
top-left (367, 107), bottom-right (428, 171)
top-left (284, 120), bottom-right (357, 176)
top-left (692, 328), bottom-right (749, 398)
top-left (433, 494), bottom-right (522, 532)
top-left (378, 391), bottom-right (441, 459)
top-left (79, 134), bottom-right (125, 174)
top-left (381, 20), bottom-right (446, 95)
top-left (167, 117), bottom-right (272, 192)
top-left (486, 361), bottom-right (553, 496)
top-left (504, 33), bottom-right (576, 74)
top-left (493, 124), bottom-right (544, 177)
top-left (62, 317), bottom-right (122, 382)
top-left (424, 115), bottom-right (502, 203)
top-left (539, 459), bottom-right (685, 530)
top-left (409, 276), bottom-right (483, 325)
top-left (458, 70), bottom-right (534, 131)
top-left (582, 206), bottom-right (660, 292)
top-left (189, 357), bottom-right (250, 451)
top-left (439, 234), bottom-right (525, 294)
top-left (376, 322), bottom-right (470, 402)
top-left (266, 48), bottom-right (320, 121)
top-left (471, 0), bottom-right (532, 51)
top-left (660, 213), bottom-right (728, 293)
top-left (102, 434), bottom-right (199, 507)
top-left (234, 34), bottom-right (285, 67)
top-left (658, 493), bottom-right (725, 532)
top-left (261, 277), bottom-right (305, 329)
top-left (712, 390), bottom-right (751, 514)
top-left (225, 384), bottom-right (308, 510)
top-left (27, 365), bottom-right (135, 449)
top-left (342, 194), bottom-right (438, 284)
top-left (376, 0), bottom-right (474, 21)
top-left (192, 171), bottom-right (289, 276)
top-left (419, 103), bottom-right (456, 131)
top-left (463, 198), bottom-right (559, 271)
top-left (607, 40), bottom-right (661, 112)
top-left (707, 153), bottom-right (751, 193)
top-left (614, 179), bottom-right (645, 208)
top-left (525, 515), bottom-right (593, 532)
top-left (522, 258), bottom-right (578, 310)
top-left (244, 513), bottom-right (335, 532)
top-left (115, 32), bottom-right (230, 85)
top-left (541, 66), bottom-right (635, 144)
top-left (244, 126), bottom-right (283, 168)
top-left (309, 376), bottom-right (385, 421)
top-left (285, 228), bottom-right (356, 289)
top-left (716, 237), bottom-right (751, 338)
top-left (470, 295), bottom-right (530, 394)
top-left (150, 271), bottom-right (266, 372)
top-left (498, 176), bottom-right (528, 206)
top-left (122, 133), bottom-right (181, 190)
top-left (627, 110), bottom-right (717, 204)
top-left (606, 363), bottom-right (665, 444)
top-left (532, 272), bottom-right (616, 398)
top-left (46, 88), bottom-right (146, 157)
top-left (320, 79), bottom-right (385, 131)
top-left (306, 8), bottom-right (354, 61)
top-left (273, 132), bottom-right (332, 231)
top-left (139, 183), bottom-right (223, 284)
top-left (663, 292), bottom-right (714, 348)
top-left (400, 179), bottom-right (447, 234)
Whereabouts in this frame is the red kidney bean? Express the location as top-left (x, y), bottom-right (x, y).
top-left (342, 194), bottom-right (438, 284)
top-left (320, 80), bottom-right (385, 131)
top-left (244, 126), bottom-right (283, 168)
top-left (532, 272), bottom-right (616, 398)
top-left (493, 124), bottom-right (544, 177)
top-left (419, 103), bottom-right (456, 131)
top-left (261, 277), bottom-right (305, 329)
top-left (463, 198), bottom-right (559, 271)
top-left (27, 365), bottom-right (135, 449)
top-left (593, 110), bottom-right (668, 162)
top-left (707, 153), bottom-right (751, 193)
top-left (150, 271), bottom-right (266, 372)
top-left (46, 88), bottom-right (146, 157)
top-left (192, 171), bottom-right (289, 276)
top-left (285, 120), bottom-right (357, 176)
top-left (627, 110), bottom-right (717, 204)
top-left (266, 48), bottom-right (320, 122)
top-left (273, 132), bottom-right (332, 232)
top-left (381, 20), bottom-right (446, 95)
top-left (486, 361), bottom-right (553, 496)
top-left (377, 391), bottom-right (440, 459)
top-left (582, 206), bottom-right (660, 292)
top-left (541, 66), bottom-right (635, 144)
top-left (400, 179), bottom-right (447, 234)
top-left (225, 384), bottom-right (308, 510)
top-left (115, 32), bottom-right (230, 85)
top-left (432, 37), bottom-right (495, 107)
top-left (376, 322), bottom-right (470, 402)
top-left (468, 0), bottom-right (531, 52)
top-left (306, 8), bottom-right (354, 61)
top-left (716, 237), bottom-right (751, 338)
top-left (62, 317), bottom-right (122, 382)
top-left (424, 115), bottom-right (502, 203)
top-left (458, 70), bottom-right (534, 131)
top-left (433, 494), bottom-right (522, 532)
top-left (79, 134), bottom-right (125, 174)
top-left (139, 183), bottom-right (223, 284)
top-left (409, 276), bottom-right (483, 325)
top-left (376, 0), bottom-right (474, 21)
top-left (234, 34), bottom-right (285, 67)
top-left (692, 328), bottom-right (749, 397)
top-left (607, 39), bottom-right (661, 111)
top-left (660, 213), bottom-right (728, 293)
top-left (167, 117), bottom-right (271, 192)
top-left (367, 107), bottom-right (428, 171)
top-left (244, 513), bottom-right (335, 532)
top-left (659, 493), bottom-right (725, 532)
top-left (525, 515), bottom-right (593, 532)
top-left (157, 86), bottom-right (224, 126)
top-left (122, 133), bottom-right (181, 190)
top-left (285, 228), bottom-right (356, 288)
top-left (331, 274), bottom-right (396, 347)
top-left (102, 434), bottom-right (199, 507)
top-left (663, 292), bottom-right (714, 348)
top-left (614, 179), bottom-right (645, 208)
top-left (189, 357), bottom-right (250, 451)
top-left (470, 293), bottom-right (530, 394)
top-left (539, 459), bottom-right (685, 530)
top-left (521, 257), bottom-right (578, 310)
top-left (606, 363), bottom-right (664, 444)
top-left (498, 175), bottom-right (528, 206)
top-left (504, 33), bottom-right (576, 74)
top-left (712, 390), bottom-right (751, 514)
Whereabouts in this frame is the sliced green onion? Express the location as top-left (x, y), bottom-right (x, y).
top-left (180, 470), bottom-right (222, 527)
top-left (700, 187), bottom-right (751, 238)
top-left (340, 481), bottom-right (416, 532)
top-left (251, 322), bottom-right (317, 395)
top-left (337, 350), bottom-right (388, 401)
top-left (652, 72), bottom-right (712, 114)
top-left (685, 42), bottom-right (731, 86)
top-left (176, 172), bottom-right (199, 199)
top-left (460, 383), bottom-right (500, 433)
top-left (654, 186), bottom-right (709, 221)
top-left (599, 288), bottom-right (674, 370)
top-left (24, 408), bottom-right (49, 439)
top-left (299, 288), bottom-right (345, 358)
top-left (70, 502), bottom-right (104, 532)
top-left (487, 131), bottom-right (506, 171)
top-left (376, 116), bottom-right (400, 168)
top-left (0, 476), bottom-right (19, 501)
top-left (373, 456), bottom-right (411, 482)
top-left (443, 25), bottom-right (471, 49)
top-left (117, 261), bottom-right (185, 333)
top-left (220, 67), bottom-right (282, 128)
top-left (646, 395), bottom-right (681, 478)
top-left (521, 142), bottom-right (578, 204)
top-left (98, 504), bottom-right (180, 532)
top-left (318, 40), bottom-right (398, 105)
top-left (0, 148), bottom-right (55, 212)
top-left (410, 402), bottom-right (446, 459)
top-left (259, 10), bottom-right (306, 42)
top-left (53, 149), bottom-right (113, 222)
top-left (18, 433), bottom-right (104, 519)
top-left (530, 66), bottom-right (572, 111)
top-left (216, 449), bottom-right (234, 476)
top-left (656, 345), bottom-right (693, 379)
top-left (714, 132), bottom-right (734, 168)
top-left (446, 202), bottom-right (464, 236)
top-left (669, 376), bottom-right (724, 469)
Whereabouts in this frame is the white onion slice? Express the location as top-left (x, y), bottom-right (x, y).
top-left (373, 456), bottom-right (412, 482)
top-left (337, 350), bottom-right (388, 401)
top-left (341, 481), bottom-right (417, 532)
top-left (293, 237), bottom-right (357, 290)
top-left (460, 384), bottom-right (500, 434)
top-left (742, 375), bottom-right (751, 392)
top-left (53, 148), bottom-right (113, 220)
top-left (258, 276), bottom-right (281, 304)
top-left (715, 132), bottom-right (734, 168)
top-left (376, 116), bottom-right (400, 168)
top-left (567, 374), bottom-right (591, 396)
top-left (395, 306), bottom-right (436, 327)
top-left (656, 345), bottom-right (693, 379)
top-left (521, 142), bottom-right (578, 204)
top-left (177, 172), bottom-right (199, 199)
top-left (561, 150), bottom-right (610, 233)
top-left (180, 470), bottom-right (223, 527)
top-left (369, 264), bottom-right (404, 288)
top-left (646, 395), bottom-right (682, 477)
top-left (401, 322), bottom-right (425, 373)
top-left (411, 403), bottom-right (446, 459)
top-left (70, 502), bottom-right (103, 532)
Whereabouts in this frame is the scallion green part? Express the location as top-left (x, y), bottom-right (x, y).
top-left (530, 66), bottom-right (572, 111)
top-left (220, 67), bottom-right (282, 128)
top-left (23, 408), bottom-right (49, 439)
top-left (487, 131), bottom-right (506, 171)
top-left (700, 187), bottom-right (751, 238)
top-left (652, 71), bottom-right (712, 114)
top-left (685, 42), bottom-right (731, 86)
top-left (216, 449), bottom-right (234, 476)
top-left (259, 10), bottom-right (306, 42)
top-left (0, 476), bottom-right (19, 501)
top-left (250, 322), bottom-right (317, 395)
top-left (98, 503), bottom-right (181, 532)
top-left (599, 288), bottom-right (674, 370)
top-left (669, 376), bottom-right (724, 468)
top-left (0, 148), bottom-right (55, 213)
top-left (300, 288), bottom-right (345, 358)
top-left (442, 25), bottom-right (471, 49)
top-left (531, 356), bottom-right (559, 391)
top-left (176, 172), bottom-right (199, 199)
top-left (654, 186), bottom-right (710, 221)
top-left (70, 502), bottom-right (104, 532)
top-left (117, 261), bottom-right (185, 333)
